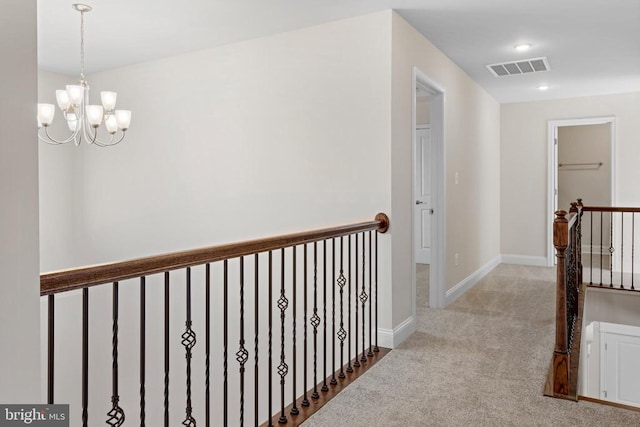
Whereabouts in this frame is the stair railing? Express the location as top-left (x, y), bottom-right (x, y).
top-left (42, 213), bottom-right (390, 426)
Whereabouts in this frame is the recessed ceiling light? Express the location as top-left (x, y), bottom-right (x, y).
top-left (537, 84), bottom-right (549, 91)
top-left (514, 43), bottom-right (532, 52)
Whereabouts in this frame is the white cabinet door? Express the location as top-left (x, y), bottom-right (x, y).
top-left (601, 324), bottom-right (640, 407)
top-left (414, 127), bottom-right (432, 264)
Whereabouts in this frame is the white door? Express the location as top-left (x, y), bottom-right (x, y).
top-left (601, 324), bottom-right (640, 407)
top-left (414, 126), bottom-right (432, 264)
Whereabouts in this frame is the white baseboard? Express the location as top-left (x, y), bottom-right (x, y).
top-left (500, 254), bottom-right (550, 267)
top-left (445, 255), bottom-right (501, 306)
top-left (377, 315), bottom-right (416, 348)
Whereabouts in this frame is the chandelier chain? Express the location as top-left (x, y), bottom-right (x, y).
top-left (80, 10), bottom-right (85, 81)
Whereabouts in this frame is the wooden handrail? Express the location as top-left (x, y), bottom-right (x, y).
top-left (41, 213), bottom-right (390, 296)
top-left (582, 206), bottom-right (640, 213)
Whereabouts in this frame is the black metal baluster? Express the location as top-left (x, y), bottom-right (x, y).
top-left (291, 247), bottom-right (299, 416)
top-left (600, 212), bottom-right (603, 286)
top-left (268, 251), bottom-right (274, 427)
top-left (368, 231), bottom-right (373, 357)
top-left (610, 212), bottom-right (614, 287)
top-left (278, 249), bottom-right (289, 424)
top-left (255, 254), bottom-right (260, 426)
top-left (374, 230), bottom-right (379, 353)
top-left (182, 268), bottom-right (196, 427)
top-left (353, 234), bottom-right (360, 369)
top-left (164, 273), bottom-right (170, 427)
top-left (82, 287), bottom-right (89, 427)
top-left (590, 213), bottom-right (593, 285)
top-left (330, 238), bottom-right (337, 386)
top-left (238, 258), bottom-right (249, 427)
top-left (301, 245), bottom-right (310, 407)
top-left (205, 264), bottom-right (210, 427)
top-left (311, 242), bottom-right (321, 399)
top-left (322, 241), bottom-right (328, 393)
top-left (107, 282), bottom-right (125, 426)
top-left (47, 294), bottom-right (54, 404)
top-left (346, 236), bottom-right (353, 374)
top-left (360, 233), bottom-right (368, 363)
top-left (621, 213), bottom-right (625, 289)
top-left (337, 237), bottom-right (347, 379)
top-left (223, 261), bottom-right (228, 427)
top-left (140, 277), bottom-right (146, 427)
top-left (633, 213), bottom-right (636, 291)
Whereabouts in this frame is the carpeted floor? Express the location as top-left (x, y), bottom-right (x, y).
top-left (305, 264), bottom-right (640, 426)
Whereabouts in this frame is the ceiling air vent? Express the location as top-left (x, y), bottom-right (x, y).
top-left (486, 57), bottom-right (550, 77)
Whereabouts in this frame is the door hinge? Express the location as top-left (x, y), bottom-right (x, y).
top-left (605, 343), bottom-right (608, 351)
top-left (604, 390), bottom-right (608, 398)
top-left (554, 138), bottom-right (558, 145)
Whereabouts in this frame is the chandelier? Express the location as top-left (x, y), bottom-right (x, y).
top-left (37, 3), bottom-right (131, 147)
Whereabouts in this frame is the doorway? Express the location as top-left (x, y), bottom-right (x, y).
top-left (412, 68), bottom-right (445, 310)
top-left (547, 117), bottom-right (616, 265)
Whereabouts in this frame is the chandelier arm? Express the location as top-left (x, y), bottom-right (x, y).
top-left (41, 127), bottom-right (81, 145)
top-left (92, 132), bottom-right (126, 147)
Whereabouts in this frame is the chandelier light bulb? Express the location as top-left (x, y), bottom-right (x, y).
top-left (115, 110), bottom-right (131, 130)
top-left (101, 91), bottom-right (117, 111)
top-left (56, 90), bottom-right (71, 110)
top-left (105, 115), bottom-right (118, 134)
top-left (66, 85), bottom-right (84, 106)
top-left (67, 113), bottom-right (78, 132)
top-left (86, 105), bottom-right (104, 127)
top-left (37, 104), bottom-right (56, 126)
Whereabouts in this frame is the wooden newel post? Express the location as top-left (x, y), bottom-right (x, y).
top-left (553, 210), bottom-right (570, 395)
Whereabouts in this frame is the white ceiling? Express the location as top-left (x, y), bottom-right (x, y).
top-left (37, 0), bottom-right (640, 103)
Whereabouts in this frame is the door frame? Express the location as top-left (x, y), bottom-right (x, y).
top-left (412, 67), bottom-right (446, 309)
top-left (547, 116), bottom-right (616, 265)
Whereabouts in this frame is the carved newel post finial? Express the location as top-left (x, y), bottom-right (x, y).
top-left (577, 198), bottom-right (583, 208)
top-left (554, 210), bottom-right (568, 250)
top-left (569, 202), bottom-right (578, 214)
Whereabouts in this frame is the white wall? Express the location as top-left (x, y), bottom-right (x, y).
top-left (501, 92), bottom-right (640, 259)
top-left (391, 11), bottom-right (501, 311)
top-left (0, 0), bottom-right (41, 402)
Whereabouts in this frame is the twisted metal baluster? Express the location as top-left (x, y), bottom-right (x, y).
top-left (140, 277), bottom-right (146, 426)
top-left (254, 254), bottom-right (260, 425)
top-left (337, 237), bottom-right (347, 379)
top-left (223, 261), bottom-right (228, 426)
top-left (278, 249), bottom-right (289, 424)
top-left (82, 288), bottom-right (89, 427)
top-left (633, 214), bottom-right (636, 291)
top-left (368, 231), bottom-right (374, 357)
top-left (302, 245), bottom-right (310, 407)
top-left (330, 238), bottom-right (337, 386)
top-left (237, 258), bottom-right (249, 427)
top-left (353, 234), bottom-right (360, 368)
top-left (346, 236), bottom-right (353, 373)
top-left (182, 268), bottom-right (196, 427)
top-left (610, 212), bottom-right (614, 287)
top-left (321, 241), bottom-right (329, 393)
top-left (47, 295), bottom-right (55, 404)
top-left (374, 231), bottom-right (379, 353)
top-left (360, 232), bottom-right (368, 363)
top-left (205, 264), bottom-right (210, 427)
top-left (310, 242), bottom-right (321, 399)
top-left (621, 213), bottom-right (625, 289)
top-left (107, 282), bottom-right (125, 427)
top-left (268, 251), bottom-right (274, 426)
top-left (164, 273), bottom-right (170, 427)
top-left (291, 247), bottom-right (299, 416)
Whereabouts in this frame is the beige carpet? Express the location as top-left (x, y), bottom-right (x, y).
top-left (305, 264), bottom-right (640, 426)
